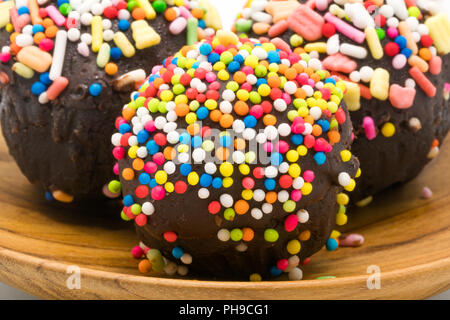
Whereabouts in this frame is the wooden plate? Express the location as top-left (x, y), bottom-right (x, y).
top-left (0, 132), bottom-right (448, 300)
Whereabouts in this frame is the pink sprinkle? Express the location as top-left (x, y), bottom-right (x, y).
top-left (275, 141), bottom-right (289, 153)
top-left (445, 83), bottom-right (450, 92)
top-left (241, 66), bottom-right (254, 75)
top-left (152, 65), bottom-right (162, 75)
top-left (291, 189), bottom-right (302, 201)
top-left (291, 122), bottom-right (305, 134)
top-left (152, 152), bottom-right (165, 165)
top-left (179, 5), bottom-right (193, 19)
top-left (39, 38), bottom-right (54, 52)
top-left (363, 116), bottom-right (377, 140)
top-left (205, 72), bottom-right (216, 83)
top-left (421, 186), bottom-right (433, 199)
top-left (144, 120), bottom-right (156, 132)
top-left (144, 162), bottom-right (157, 174)
top-left (303, 170), bottom-right (315, 182)
top-left (151, 186), bottom-right (165, 200)
top-left (250, 105), bottom-right (264, 118)
top-left (46, 5), bottom-right (66, 26)
top-left (112, 147), bottom-right (125, 160)
top-left (113, 162), bottom-right (119, 175)
top-left (284, 214), bottom-right (298, 232)
top-left (271, 37), bottom-right (292, 54)
top-left (338, 233), bottom-right (364, 247)
top-left (387, 27), bottom-right (399, 39)
top-left (324, 12), bottom-right (365, 44)
top-left (389, 84), bottom-right (416, 109)
top-left (277, 259), bottom-right (289, 271)
top-left (0, 52), bottom-right (11, 63)
top-left (131, 246), bottom-right (144, 259)
top-left (242, 177), bottom-right (255, 189)
top-left (281, 93), bottom-right (291, 105)
top-left (264, 142), bottom-right (273, 152)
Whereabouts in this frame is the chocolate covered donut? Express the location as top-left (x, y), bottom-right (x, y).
top-left (111, 33), bottom-right (360, 279)
top-left (234, 0), bottom-right (450, 203)
top-left (0, 0), bottom-right (220, 202)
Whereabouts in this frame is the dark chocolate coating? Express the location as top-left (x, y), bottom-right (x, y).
top-left (121, 105), bottom-right (359, 279)
top-left (0, 12), bottom-right (185, 200)
top-left (240, 4), bottom-right (450, 202)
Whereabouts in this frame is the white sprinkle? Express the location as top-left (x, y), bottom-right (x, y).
top-left (251, 208), bottom-right (263, 220)
top-left (297, 209), bottom-right (309, 223)
top-left (142, 202), bottom-right (155, 215)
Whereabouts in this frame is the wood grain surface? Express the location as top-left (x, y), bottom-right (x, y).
top-left (0, 132), bottom-right (448, 300)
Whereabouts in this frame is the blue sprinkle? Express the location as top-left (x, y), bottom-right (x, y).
top-left (243, 115), bottom-right (257, 128)
top-left (317, 119), bottom-right (330, 132)
top-left (291, 134), bottom-right (304, 145)
top-left (208, 52), bottom-right (220, 64)
top-left (17, 6), bottom-right (30, 15)
top-left (172, 246), bottom-right (184, 259)
top-left (39, 72), bottom-right (51, 85)
top-left (118, 123), bottom-right (131, 134)
top-left (314, 152), bottom-right (326, 165)
top-left (179, 132), bottom-right (191, 144)
top-left (191, 136), bottom-right (203, 148)
top-left (180, 163), bottom-right (192, 176)
top-left (138, 173), bottom-right (151, 185)
top-left (212, 177), bottom-right (223, 189)
top-left (32, 24), bottom-right (44, 34)
top-left (401, 47), bottom-right (412, 59)
top-left (137, 130), bottom-right (150, 144)
top-left (57, 0), bottom-right (69, 6)
top-left (324, 77), bottom-right (336, 85)
top-left (270, 266), bottom-right (282, 277)
top-left (118, 19), bottom-right (130, 31)
top-left (199, 43), bottom-right (212, 55)
top-left (196, 106), bottom-right (209, 120)
top-left (192, 61), bottom-right (201, 69)
top-left (394, 35), bottom-right (407, 49)
top-left (171, 57), bottom-right (178, 65)
top-left (123, 194), bottom-right (134, 207)
top-left (44, 191), bottom-right (54, 201)
top-left (267, 51), bottom-right (281, 64)
top-left (110, 47), bottom-right (122, 60)
top-left (270, 152), bottom-right (283, 166)
top-left (233, 54), bottom-right (244, 64)
top-left (228, 61), bottom-right (241, 73)
top-left (31, 82), bottom-right (46, 95)
top-left (220, 135), bottom-right (232, 147)
top-left (326, 238), bottom-right (338, 251)
top-left (256, 78), bottom-right (268, 87)
top-left (146, 140), bottom-right (159, 155)
top-left (200, 174), bottom-right (213, 187)
top-left (198, 19), bottom-right (206, 29)
top-left (149, 179), bottom-right (157, 188)
top-left (132, 92), bottom-right (139, 100)
top-left (264, 178), bottom-right (276, 191)
top-left (89, 83), bottom-right (102, 96)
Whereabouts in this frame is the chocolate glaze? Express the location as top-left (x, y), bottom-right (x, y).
top-left (0, 11), bottom-right (186, 200)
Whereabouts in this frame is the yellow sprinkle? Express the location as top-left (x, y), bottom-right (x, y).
top-left (12, 62), bottom-right (34, 79)
top-left (137, 0), bottom-right (156, 20)
top-left (223, 177), bottom-right (233, 188)
top-left (131, 20), bottom-right (161, 49)
top-left (187, 172), bottom-right (199, 185)
top-left (216, 30), bottom-right (238, 46)
top-left (370, 68), bottom-right (389, 101)
top-left (304, 42), bottom-right (327, 53)
top-left (340, 150), bottom-right (352, 162)
top-left (425, 13), bottom-right (450, 55)
top-left (344, 179), bottom-right (356, 192)
top-left (365, 27), bottom-right (384, 60)
top-left (337, 193), bottom-right (349, 205)
top-left (336, 213), bottom-right (348, 226)
top-left (381, 122), bottom-right (396, 137)
top-left (91, 16), bottom-right (103, 53)
top-left (113, 32), bottom-right (135, 58)
top-left (287, 239), bottom-right (301, 255)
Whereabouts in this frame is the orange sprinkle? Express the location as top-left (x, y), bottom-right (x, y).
top-left (299, 230), bottom-right (311, 241)
top-left (277, 63), bottom-right (288, 75)
top-left (215, 147), bottom-right (230, 161)
top-left (138, 260), bottom-right (152, 274)
top-left (234, 200), bottom-right (249, 215)
top-left (310, 73), bottom-right (320, 83)
top-left (267, 75), bottom-right (281, 88)
top-left (284, 67), bottom-right (297, 80)
top-left (187, 123), bottom-right (200, 136)
top-left (265, 191), bottom-right (277, 204)
top-left (292, 62), bottom-right (304, 73)
top-left (304, 67), bottom-right (314, 76)
top-left (122, 106), bottom-right (136, 121)
top-left (163, 146), bottom-right (176, 160)
top-left (174, 103), bottom-right (189, 117)
top-left (242, 228), bottom-right (254, 241)
top-left (328, 130), bottom-right (341, 144)
top-left (191, 8), bottom-right (204, 19)
top-left (210, 109), bottom-right (223, 122)
top-left (197, 27), bottom-right (206, 41)
top-left (164, 7), bottom-right (177, 21)
top-left (304, 115), bottom-right (314, 125)
top-left (10, 32), bottom-right (18, 43)
top-left (132, 7), bottom-right (146, 20)
top-left (9, 43), bottom-right (21, 55)
top-left (294, 88), bottom-right (306, 99)
top-left (263, 114), bottom-right (277, 126)
top-left (105, 62), bottom-right (118, 75)
top-left (294, 47), bottom-right (306, 55)
top-left (122, 168), bottom-right (135, 180)
top-left (132, 158), bottom-right (144, 171)
top-left (259, 60), bottom-right (269, 69)
top-left (234, 138), bottom-right (246, 150)
top-left (312, 124), bottom-right (322, 137)
top-left (432, 138), bottom-right (439, 148)
top-left (42, 18), bottom-right (54, 28)
top-left (219, 114), bottom-right (234, 128)
top-left (153, 77), bottom-right (164, 89)
top-left (33, 32), bottom-right (45, 44)
top-left (233, 71), bottom-right (247, 84)
top-left (418, 47), bottom-right (432, 61)
top-left (45, 25), bottom-right (58, 38)
top-left (234, 100), bottom-right (249, 116)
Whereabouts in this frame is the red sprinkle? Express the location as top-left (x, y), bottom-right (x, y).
top-left (208, 201), bottom-right (221, 214)
top-left (321, 22), bottom-right (336, 38)
top-left (384, 42), bottom-right (400, 56)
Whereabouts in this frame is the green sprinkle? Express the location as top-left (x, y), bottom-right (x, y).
top-left (224, 208), bottom-right (235, 221)
top-left (230, 228), bottom-right (243, 241)
top-left (108, 180), bottom-right (121, 194)
top-left (152, 0), bottom-right (167, 13)
top-left (264, 229), bottom-right (279, 242)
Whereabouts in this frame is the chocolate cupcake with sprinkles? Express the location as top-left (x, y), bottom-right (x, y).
top-left (0, 0), bottom-right (221, 203)
top-left (110, 31), bottom-right (360, 280)
top-left (234, 0), bottom-right (450, 204)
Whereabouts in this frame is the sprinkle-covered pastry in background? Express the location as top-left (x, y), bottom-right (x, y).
top-left (0, 0), bottom-right (221, 203)
top-left (110, 32), bottom-right (360, 279)
top-left (234, 0), bottom-right (450, 203)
